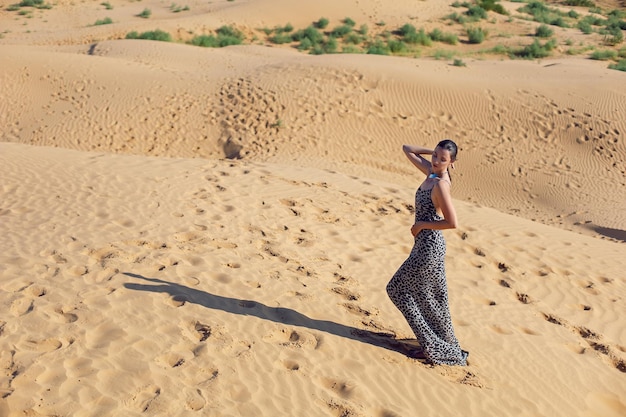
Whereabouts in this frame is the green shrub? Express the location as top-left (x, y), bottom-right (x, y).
top-left (478, 0), bottom-right (508, 15)
top-left (18, 0), bottom-right (43, 7)
top-left (445, 12), bottom-right (467, 24)
top-left (453, 58), bottom-right (467, 66)
top-left (101, 2), bottom-right (112, 9)
top-left (343, 17), bottom-right (356, 27)
top-left (137, 8), bottom-right (151, 18)
top-left (94, 17), bottom-right (113, 25)
top-left (619, 47), bottom-right (626, 58)
top-left (331, 24), bottom-right (353, 38)
top-left (433, 49), bottom-right (455, 60)
top-left (601, 20), bottom-right (625, 45)
top-left (577, 20), bottom-right (593, 34)
top-left (367, 40), bottom-right (391, 55)
top-left (189, 35), bottom-right (219, 47)
top-left (535, 24), bottom-right (553, 37)
top-left (358, 24), bottom-right (368, 35)
top-left (344, 32), bottom-right (364, 44)
top-left (563, 0), bottom-right (595, 6)
top-left (399, 24), bottom-right (432, 46)
top-left (590, 49), bottom-right (618, 60)
top-left (297, 38), bottom-right (313, 50)
top-left (341, 45), bottom-right (363, 54)
top-left (269, 33), bottom-right (292, 44)
top-left (292, 25), bottom-right (324, 45)
top-left (512, 39), bottom-right (556, 59)
top-left (467, 26), bottom-right (487, 43)
top-left (126, 29), bottom-right (172, 42)
top-left (315, 17), bottom-right (329, 29)
top-left (466, 5), bottom-right (488, 20)
top-left (429, 28), bottom-right (458, 45)
top-left (608, 59), bottom-right (626, 71)
top-left (387, 39), bottom-right (408, 53)
top-left (170, 3), bottom-right (189, 12)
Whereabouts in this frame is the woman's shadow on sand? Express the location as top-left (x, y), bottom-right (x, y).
top-left (123, 272), bottom-right (420, 358)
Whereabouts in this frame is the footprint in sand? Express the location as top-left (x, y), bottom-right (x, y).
top-left (321, 377), bottom-right (356, 399)
top-left (18, 338), bottom-right (62, 352)
top-left (126, 384), bottom-right (161, 412)
top-left (184, 388), bottom-right (206, 411)
top-left (10, 298), bottom-right (33, 317)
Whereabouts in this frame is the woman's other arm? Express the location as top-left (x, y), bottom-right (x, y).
top-left (402, 144), bottom-right (432, 175)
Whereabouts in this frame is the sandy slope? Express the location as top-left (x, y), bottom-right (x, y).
top-left (1, 0), bottom-right (625, 416)
top-left (0, 142), bottom-right (624, 417)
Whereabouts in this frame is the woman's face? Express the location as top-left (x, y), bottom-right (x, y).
top-left (431, 147), bottom-right (454, 175)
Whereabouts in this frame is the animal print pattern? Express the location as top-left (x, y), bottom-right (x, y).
top-left (387, 185), bottom-right (468, 366)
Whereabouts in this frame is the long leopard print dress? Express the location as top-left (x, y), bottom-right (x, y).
top-left (386, 183), bottom-right (468, 366)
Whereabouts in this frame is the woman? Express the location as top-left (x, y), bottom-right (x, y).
top-left (386, 139), bottom-right (468, 366)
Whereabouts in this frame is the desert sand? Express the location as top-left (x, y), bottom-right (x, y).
top-left (1, 0), bottom-right (625, 416)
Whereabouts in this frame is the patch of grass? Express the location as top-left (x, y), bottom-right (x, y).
top-left (517, 1), bottom-right (574, 27)
top-left (600, 19), bottom-right (625, 45)
top-left (512, 38), bottom-right (557, 59)
top-left (126, 29), bottom-right (172, 42)
top-left (343, 17), bottom-right (356, 27)
top-left (429, 28), bottom-right (458, 45)
top-left (535, 24), bottom-right (553, 38)
top-left (8, 0), bottom-right (52, 10)
top-left (137, 8), bottom-right (151, 18)
top-left (315, 17), bottom-right (329, 29)
top-left (269, 32), bottom-right (293, 44)
top-left (367, 39), bottom-right (391, 55)
top-left (590, 49), bottom-right (617, 60)
top-left (477, 0), bottom-right (508, 15)
top-left (101, 2), bottom-right (112, 9)
top-left (399, 24), bottom-right (432, 46)
top-left (344, 32), bottom-right (365, 45)
top-left (330, 24), bottom-right (353, 38)
top-left (93, 17), bottom-right (113, 25)
top-left (341, 45), bottom-right (363, 54)
top-left (432, 49), bottom-right (455, 60)
top-left (387, 39), bottom-right (408, 53)
top-left (467, 26), bottom-right (488, 44)
top-left (466, 5), bottom-right (488, 20)
top-left (170, 3), bottom-right (189, 13)
top-left (453, 58), bottom-right (467, 66)
top-left (564, 0), bottom-right (595, 6)
top-left (292, 25), bottom-right (324, 46)
top-left (608, 59), bottom-right (626, 71)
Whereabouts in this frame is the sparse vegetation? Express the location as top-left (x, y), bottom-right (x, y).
top-left (6, 0), bottom-right (51, 11)
top-left (170, 3), bottom-right (189, 13)
top-left (101, 2), bottom-right (112, 10)
top-left (467, 26), bottom-right (488, 44)
top-left (315, 17), bottom-right (329, 29)
top-left (608, 59), bottom-right (626, 71)
top-left (590, 49), bottom-right (617, 60)
top-left (535, 24), bottom-right (553, 38)
top-left (137, 8), bottom-right (151, 19)
top-left (126, 29), bottom-right (172, 42)
top-left (189, 25), bottom-right (244, 47)
top-left (453, 58), bottom-right (467, 66)
top-left (512, 38), bottom-right (557, 59)
top-left (93, 17), bottom-right (113, 26)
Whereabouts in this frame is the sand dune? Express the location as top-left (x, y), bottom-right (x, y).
top-left (1, 0), bottom-right (625, 416)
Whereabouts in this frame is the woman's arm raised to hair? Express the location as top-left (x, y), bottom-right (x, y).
top-left (402, 144), bottom-right (432, 175)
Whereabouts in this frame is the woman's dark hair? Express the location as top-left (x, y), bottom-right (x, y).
top-left (437, 139), bottom-right (458, 159)
top-left (436, 139), bottom-right (458, 181)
